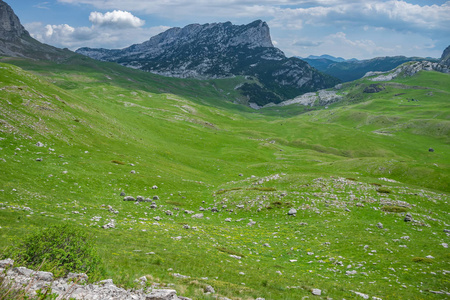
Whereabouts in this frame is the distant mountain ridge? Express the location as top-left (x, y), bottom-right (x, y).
top-left (76, 20), bottom-right (340, 106)
top-left (300, 55), bottom-right (348, 62)
top-left (303, 55), bottom-right (438, 82)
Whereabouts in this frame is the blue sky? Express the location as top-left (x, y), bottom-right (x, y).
top-left (7, 0), bottom-right (450, 59)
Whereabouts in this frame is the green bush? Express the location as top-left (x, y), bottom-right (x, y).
top-left (377, 188), bottom-right (392, 194)
top-left (4, 224), bottom-right (103, 280)
top-left (412, 257), bottom-right (433, 263)
top-left (381, 205), bottom-right (408, 213)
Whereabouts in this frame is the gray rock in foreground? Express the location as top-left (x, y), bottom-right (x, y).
top-left (0, 259), bottom-right (181, 300)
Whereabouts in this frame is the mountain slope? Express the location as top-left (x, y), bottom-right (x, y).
top-left (304, 56), bottom-right (436, 82)
top-left (0, 0), bottom-right (72, 60)
top-left (77, 20), bottom-right (339, 106)
top-left (440, 45), bottom-right (450, 66)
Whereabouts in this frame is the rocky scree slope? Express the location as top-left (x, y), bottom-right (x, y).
top-left (77, 20), bottom-right (339, 106)
top-left (0, 0), bottom-right (72, 60)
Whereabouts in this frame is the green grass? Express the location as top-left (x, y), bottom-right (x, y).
top-left (0, 57), bottom-right (449, 299)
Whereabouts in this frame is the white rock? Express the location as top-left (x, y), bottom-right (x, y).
top-left (312, 288), bottom-right (321, 295)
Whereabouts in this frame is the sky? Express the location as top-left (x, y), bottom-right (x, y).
top-left (7, 0), bottom-right (450, 60)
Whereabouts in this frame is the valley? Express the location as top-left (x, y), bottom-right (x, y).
top-left (1, 55), bottom-right (449, 299)
top-left (0, 1), bottom-right (449, 298)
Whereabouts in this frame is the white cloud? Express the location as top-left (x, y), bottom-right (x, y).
top-left (271, 1), bottom-right (450, 35)
top-left (26, 20), bottom-right (169, 50)
top-left (28, 1), bottom-right (449, 58)
top-left (89, 10), bottom-right (145, 28)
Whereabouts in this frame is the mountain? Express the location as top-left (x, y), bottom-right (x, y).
top-left (76, 20), bottom-right (339, 106)
top-left (0, 0), bottom-right (71, 60)
top-left (440, 45), bottom-right (450, 66)
top-left (304, 55), bottom-right (437, 82)
top-left (302, 54), bottom-right (347, 62)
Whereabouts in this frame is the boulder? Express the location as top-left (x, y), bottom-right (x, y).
top-left (312, 288), bottom-right (321, 296)
top-left (204, 285), bottom-right (215, 293)
top-left (288, 208), bottom-right (297, 216)
top-left (404, 213), bottom-right (413, 222)
top-left (146, 289), bottom-right (178, 300)
top-left (0, 258), bottom-right (14, 268)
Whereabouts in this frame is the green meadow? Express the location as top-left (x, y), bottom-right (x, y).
top-left (0, 56), bottom-right (449, 299)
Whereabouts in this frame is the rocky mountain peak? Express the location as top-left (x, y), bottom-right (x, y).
top-left (0, 0), bottom-right (72, 60)
top-left (77, 20), bottom-right (339, 106)
top-left (439, 45), bottom-right (450, 66)
top-left (0, 0), bottom-right (29, 41)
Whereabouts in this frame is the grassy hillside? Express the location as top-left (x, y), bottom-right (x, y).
top-left (0, 56), bottom-right (449, 299)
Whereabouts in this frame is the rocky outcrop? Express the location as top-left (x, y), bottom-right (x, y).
top-left (77, 20), bottom-right (339, 106)
top-left (439, 45), bottom-right (450, 66)
top-left (0, 259), bottom-right (185, 300)
top-left (278, 89), bottom-right (342, 107)
top-left (0, 0), bottom-right (29, 41)
top-left (0, 0), bottom-right (72, 60)
top-left (364, 61), bottom-right (450, 82)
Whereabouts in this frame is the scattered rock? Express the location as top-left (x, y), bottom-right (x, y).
top-left (247, 220), bottom-right (256, 226)
top-left (153, 196), bottom-right (160, 200)
top-left (312, 288), bottom-right (321, 296)
top-left (146, 289), bottom-right (178, 299)
top-left (351, 291), bottom-right (369, 299)
top-left (404, 213), bottom-right (413, 222)
top-left (152, 185), bottom-right (158, 189)
top-left (102, 220), bottom-right (115, 229)
top-left (376, 222), bottom-right (383, 229)
top-left (124, 196), bottom-right (136, 201)
top-left (120, 191), bottom-right (126, 196)
top-left (204, 285), bottom-right (215, 293)
top-left (36, 158), bottom-right (42, 161)
top-left (288, 208), bottom-right (297, 216)
top-left (429, 148), bottom-right (434, 152)
top-left (36, 142), bottom-right (44, 147)
top-left (191, 213), bottom-right (203, 219)
top-left (130, 170), bottom-right (136, 174)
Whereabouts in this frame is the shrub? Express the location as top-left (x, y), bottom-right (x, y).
top-left (3, 224), bottom-right (103, 280)
top-left (111, 160), bottom-right (125, 165)
top-left (412, 257), bottom-right (433, 263)
top-left (247, 187), bottom-right (277, 192)
top-left (377, 188), bottom-right (392, 194)
top-left (381, 206), bottom-right (408, 213)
